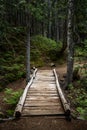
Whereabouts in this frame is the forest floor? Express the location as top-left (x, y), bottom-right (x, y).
top-left (0, 64), bottom-right (87, 130)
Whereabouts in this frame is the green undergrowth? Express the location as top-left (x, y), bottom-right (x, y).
top-left (0, 33), bottom-right (62, 89)
top-left (74, 39), bottom-right (87, 63)
top-left (30, 35), bottom-right (62, 66)
top-left (68, 65), bottom-right (87, 120)
top-left (4, 88), bottom-right (23, 106)
top-left (68, 64), bottom-right (87, 120)
top-left (68, 86), bottom-right (87, 120)
top-left (0, 27), bottom-right (26, 89)
top-left (4, 88), bottom-right (23, 116)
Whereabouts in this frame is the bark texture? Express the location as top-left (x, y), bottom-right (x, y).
top-left (26, 28), bottom-right (30, 83)
top-left (66, 0), bottom-right (75, 88)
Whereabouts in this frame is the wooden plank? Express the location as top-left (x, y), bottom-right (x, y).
top-left (26, 95), bottom-right (58, 99)
top-left (22, 109), bottom-right (64, 116)
top-left (26, 95), bottom-right (58, 98)
top-left (28, 90), bottom-right (57, 93)
top-left (29, 86), bottom-right (56, 88)
top-left (24, 104), bottom-right (61, 107)
top-left (29, 88), bottom-right (56, 90)
top-left (27, 92), bottom-right (57, 95)
top-left (30, 84), bottom-right (56, 87)
top-left (27, 93), bottom-right (58, 96)
top-left (32, 82), bottom-right (55, 84)
top-left (23, 106), bottom-right (62, 110)
top-left (37, 76), bottom-right (54, 78)
top-left (24, 100), bottom-right (61, 106)
top-left (25, 100), bottom-right (60, 104)
top-left (31, 88), bottom-right (56, 90)
top-left (24, 102), bottom-right (61, 107)
top-left (29, 89), bottom-right (57, 92)
top-left (24, 102), bottom-right (60, 106)
top-left (25, 98), bottom-right (59, 101)
top-left (35, 77), bottom-right (55, 79)
top-left (29, 88), bottom-right (56, 91)
top-left (25, 96), bottom-right (59, 100)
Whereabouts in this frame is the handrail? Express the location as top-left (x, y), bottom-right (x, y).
top-left (53, 69), bottom-right (71, 117)
top-left (14, 68), bottom-right (37, 118)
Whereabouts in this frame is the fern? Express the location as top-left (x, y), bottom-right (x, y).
top-left (4, 88), bottom-right (23, 106)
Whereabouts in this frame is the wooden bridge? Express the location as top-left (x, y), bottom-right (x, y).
top-left (14, 69), bottom-right (71, 120)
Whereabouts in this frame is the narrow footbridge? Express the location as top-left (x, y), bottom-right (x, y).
top-left (14, 69), bottom-right (70, 120)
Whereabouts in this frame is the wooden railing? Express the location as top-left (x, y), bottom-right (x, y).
top-left (14, 68), bottom-right (37, 117)
top-left (53, 69), bottom-right (71, 118)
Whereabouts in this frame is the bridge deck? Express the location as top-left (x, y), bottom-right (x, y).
top-left (22, 70), bottom-right (64, 116)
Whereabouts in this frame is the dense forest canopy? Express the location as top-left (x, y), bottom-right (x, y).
top-left (0, 0), bottom-right (87, 120)
top-left (0, 0), bottom-right (87, 83)
top-left (1, 0), bottom-right (87, 39)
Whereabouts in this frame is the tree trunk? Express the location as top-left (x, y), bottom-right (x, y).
top-left (54, 0), bottom-right (59, 42)
top-left (60, 19), bottom-right (67, 54)
top-left (26, 0), bottom-right (31, 83)
top-left (47, 0), bottom-right (51, 38)
top-left (66, 0), bottom-right (75, 88)
top-left (56, 19), bottom-right (60, 42)
top-left (26, 27), bottom-right (30, 83)
top-left (60, 19), bottom-right (64, 42)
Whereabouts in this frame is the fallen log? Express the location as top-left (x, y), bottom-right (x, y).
top-left (53, 69), bottom-right (71, 118)
top-left (14, 68), bottom-right (37, 118)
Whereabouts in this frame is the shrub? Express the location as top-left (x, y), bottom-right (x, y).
top-left (67, 87), bottom-right (87, 120)
top-left (4, 88), bottom-right (23, 107)
top-left (30, 35), bottom-right (62, 63)
top-left (3, 88), bottom-right (23, 116)
top-left (6, 110), bottom-right (14, 116)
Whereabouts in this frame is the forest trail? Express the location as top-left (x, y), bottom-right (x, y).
top-left (0, 66), bottom-right (87, 130)
top-left (14, 69), bottom-right (70, 119)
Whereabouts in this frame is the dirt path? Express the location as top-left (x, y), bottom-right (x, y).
top-left (0, 117), bottom-right (87, 130)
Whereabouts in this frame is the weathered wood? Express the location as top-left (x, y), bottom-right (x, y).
top-left (28, 90), bottom-right (57, 93)
top-left (27, 94), bottom-right (58, 97)
top-left (15, 69), bottom-right (66, 117)
top-left (21, 70), bottom-right (64, 116)
top-left (53, 69), bottom-right (71, 116)
top-left (23, 106), bottom-right (62, 111)
top-left (24, 102), bottom-right (60, 106)
top-left (29, 88), bottom-right (56, 91)
top-left (26, 96), bottom-right (59, 100)
top-left (25, 98), bottom-right (60, 102)
top-left (22, 109), bottom-right (63, 116)
top-left (27, 93), bottom-right (58, 96)
top-left (14, 68), bottom-right (37, 117)
top-left (27, 92), bottom-right (57, 95)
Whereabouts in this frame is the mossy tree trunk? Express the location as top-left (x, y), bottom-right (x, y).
top-left (66, 0), bottom-right (75, 89)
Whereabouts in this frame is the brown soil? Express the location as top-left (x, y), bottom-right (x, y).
top-left (0, 65), bottom-right (87, 130)
top-left (0, 117), bottom-right (87, 130)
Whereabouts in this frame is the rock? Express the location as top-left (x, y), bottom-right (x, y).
top-left (30, 67), bottom-right (36, 74)
top-left (50, 63), bottom-right (56, 67)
